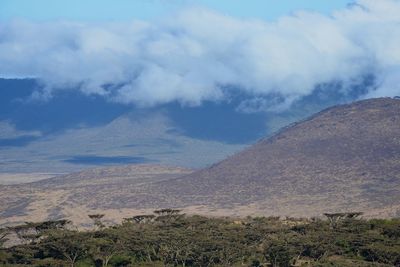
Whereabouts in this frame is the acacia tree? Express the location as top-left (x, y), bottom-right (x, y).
top-left (88, 214), bottom-right (106, 230)
top-left (8, 223), bottom-right (40, 244)
top-left (263, 232), bottom-right (306, 267)
top-left (157, 236), bottom-right (196, 267)
top-left (88, 233), bottom-right (123, 267)
top-left (0, 229), bottom-right (9, 247)
top-left (124, 215), bottom-right (155, 224)
top-left (44, 230), bottom-right (88, 267)
top-left (35, 220), bottom-right (71, 233)
top-left (154, 209), bottom-right (185, 224)
top-left (154, 209), bottom-right (181, 216)
top-left (7, 220), bottom-right (72, 246)
top-left (323, 212), bottom-right (363, 229)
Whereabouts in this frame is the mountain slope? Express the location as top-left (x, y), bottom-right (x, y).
top-left (2, 98), bottom-right (400, 225)
top-left (147, 97), bottom-right (400, 217)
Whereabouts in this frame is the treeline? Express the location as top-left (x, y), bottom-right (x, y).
top-left (0, 210), bottom-right (399, 266)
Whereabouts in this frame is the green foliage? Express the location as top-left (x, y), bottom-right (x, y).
top-left (41, 230), bottom-right (89, 266)
top-left (87, 230), bottom-right (123, 266)
top-left (0, 250), bottom-right (12, 264)
top-left (361, 243), bottom-right (400, 265)
top-left (0, 215), bottom-right (399, 266)
top-left (0, 228), bottom-right (10, 248)
top-left (108, 254), bottom-right (131, 266)
top-left (31, 257), bottom-right (65, 267)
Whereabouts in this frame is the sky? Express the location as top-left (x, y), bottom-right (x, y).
top-left (0, 0), bottom-right (352, 21)
top-left (0, 0), bottom-right (400, 111)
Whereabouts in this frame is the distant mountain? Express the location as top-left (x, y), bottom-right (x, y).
top-left (0, 78), bottom-right (370, 172)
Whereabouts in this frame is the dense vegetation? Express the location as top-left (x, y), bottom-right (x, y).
top-left (0, 210), bottom-right (399, 267)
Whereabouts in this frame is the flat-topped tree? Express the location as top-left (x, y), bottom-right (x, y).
top-left (7, 220), bottom-right (72, 245)
top-left (324, 212), bottom-right (363, 220)
top-left (153, 209), bottom-right (181, 216)
top-left (8, 223), bottom-right (40, 244)
top-left (124, 215), bottom-right (156, 224)
top-left (35, 220), bottom-right (72, 233)
top-left (88, 214), bottom-right (105, 229)
top-left (154, 209), bottom-right (185, 224)
top-left (345, 212), bottom-right (363, 219)
top-left (323, 212), bottom-right (364, 228)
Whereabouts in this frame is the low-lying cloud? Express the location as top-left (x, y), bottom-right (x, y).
top-left (1, 0), bottom-right (400, 110)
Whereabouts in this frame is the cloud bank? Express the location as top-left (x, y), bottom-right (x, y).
top-left (0, 0), bottom-right (400, 110)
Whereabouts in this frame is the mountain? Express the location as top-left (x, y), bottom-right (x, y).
top-left (0, 79), bottom-right (247, 172)
top-left (1, 98), bottom-right (400, 227)
top-left (0, 78), bottom-right (369, 173)
top-left (144, 97), bottom-right (400, 217)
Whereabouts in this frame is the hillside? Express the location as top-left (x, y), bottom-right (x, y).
top-left (146, 97), bottom-right (400, 217)
top-left (1, 98), bottom-right (400, 226)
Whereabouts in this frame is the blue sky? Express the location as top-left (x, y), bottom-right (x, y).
top-left (0, 0), bottom-right (352, 21)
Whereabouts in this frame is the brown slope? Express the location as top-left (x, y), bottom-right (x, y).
top-left (146, 97), bottom-right (400, 217)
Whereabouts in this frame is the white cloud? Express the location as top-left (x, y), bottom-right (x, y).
top-left (1, 0), bottom-right (400, 110)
